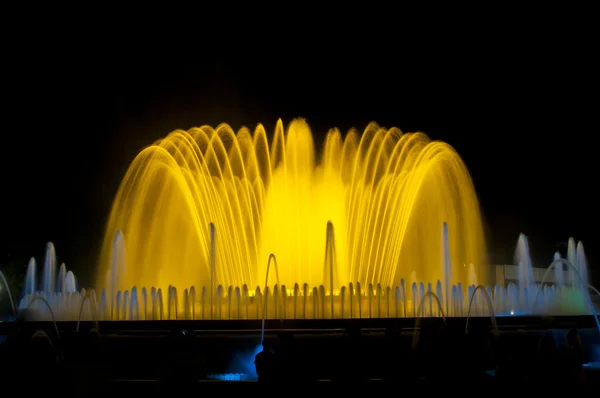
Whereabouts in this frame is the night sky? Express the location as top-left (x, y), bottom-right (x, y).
top-left (1, 14), bottom-right (597, 287)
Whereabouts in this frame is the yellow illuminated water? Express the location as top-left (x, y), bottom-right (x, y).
top-left (97, 118), bottom-right (488, 293)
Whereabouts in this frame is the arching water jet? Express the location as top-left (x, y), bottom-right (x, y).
top-left (97, 118), bottom-right (488, 294)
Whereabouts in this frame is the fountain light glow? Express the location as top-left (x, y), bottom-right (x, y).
top-left (97, 118), bottom-right (488, 293)
top-left (8, 118), bottom-right (596, 323)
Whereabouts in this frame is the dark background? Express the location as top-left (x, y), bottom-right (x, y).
top-left (1, 11), bottom-right (597, 288)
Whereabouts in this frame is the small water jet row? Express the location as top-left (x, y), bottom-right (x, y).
top-left (6, 222), bottom-right (597, 328)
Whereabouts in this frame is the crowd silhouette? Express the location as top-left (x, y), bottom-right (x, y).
top-left (0, 325), bottom-right (595, 389)
top-left (253, 328), bottom-right (595, 386)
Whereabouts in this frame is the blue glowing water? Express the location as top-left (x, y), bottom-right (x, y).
top-left (207, 373), bottom-right (250, 381)
top-left (215, 342), bottom-right (263, 381)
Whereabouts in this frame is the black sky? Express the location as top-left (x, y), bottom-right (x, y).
top-left (1, 13), bottom-right (598, 287)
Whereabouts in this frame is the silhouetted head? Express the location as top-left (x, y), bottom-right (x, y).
top-left (29, 331), bottom-right (60, 363)
top-left (416, 326), bottom-right (442, 352)
top-left (537, 333), bottom-right (556, 355)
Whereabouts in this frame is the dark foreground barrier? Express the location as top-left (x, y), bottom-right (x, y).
top-left (1, 317), bottom-right (599, 390)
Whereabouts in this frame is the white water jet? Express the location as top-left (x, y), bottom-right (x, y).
top-left (11, 224), bottom-right (598, 322)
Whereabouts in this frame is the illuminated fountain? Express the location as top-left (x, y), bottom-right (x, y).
top-left (6, 119), bottom-right (598, 322)
top-left (100, 118), bottom-right (488, 290)
top-left (13, 227), bottom-right (596, 323)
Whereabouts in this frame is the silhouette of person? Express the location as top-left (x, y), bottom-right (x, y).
top-left (494, 332), bottom-right (527, 383)
top-left (254, 339), bottom-right (277, 384)
top-left (563, 328), bottom-right (586, 385)
top-left (337, 328), bottom-right (368, 384)
top-left (534, 333), bottom-right (561, 383)
top-left (162, 329), bottom-right (196, 388)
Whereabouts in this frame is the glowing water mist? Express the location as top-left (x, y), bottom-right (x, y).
top-left (97, 118), bottom-right (487, 293)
